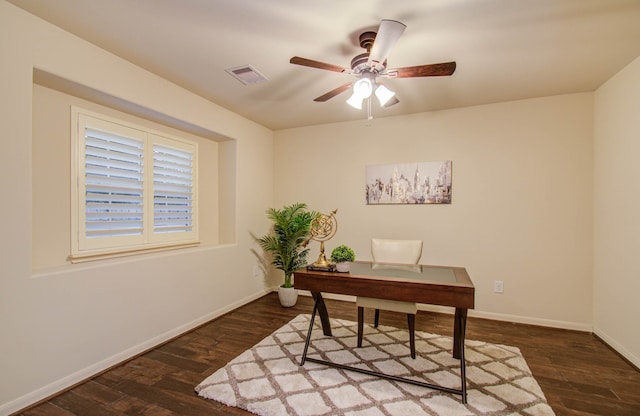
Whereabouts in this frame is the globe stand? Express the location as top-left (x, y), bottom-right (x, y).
top-left (306, 209), bottom-right (338, 271)
top-left (312, 241), bottom-right (332, 269)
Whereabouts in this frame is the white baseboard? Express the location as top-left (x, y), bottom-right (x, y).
top-left (467, 309), bottom-right (592, 332)
top-left (0, 289), bottom-right (271, 416)
top-left (593, 326), bottom-right (640, 369)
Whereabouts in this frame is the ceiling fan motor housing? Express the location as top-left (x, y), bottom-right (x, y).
top-left (352, 31), bottom-right (388, 74)
top-left (359, 31), bottom-right (377, 50)
top-left (351, 53), bottom-right (370, 73)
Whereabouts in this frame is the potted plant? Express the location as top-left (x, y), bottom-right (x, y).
top-left (331, 244), bottom-right (356, 272)
top-left (258, 203), bottom-right (319, 307)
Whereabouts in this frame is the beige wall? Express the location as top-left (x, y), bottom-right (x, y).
top-left (275, 93), bottom-right (594, 329)
top-left (31, 84), bottom-right (223, 270)
top-left (594, 55), bottom-right (640, 367)
top-left (0, 2), bottom-right (274, 413)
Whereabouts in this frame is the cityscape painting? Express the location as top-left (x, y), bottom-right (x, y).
top-left (365, 160), bottom-right (452, 205)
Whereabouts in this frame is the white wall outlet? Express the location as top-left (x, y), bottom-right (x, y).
top-left (494, 280), bottom-right (504, 294)
top-left (253, 265), bottom-right (262, 278)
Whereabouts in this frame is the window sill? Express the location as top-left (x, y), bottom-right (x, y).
top-left (69, 241), bottom-right (200, 264)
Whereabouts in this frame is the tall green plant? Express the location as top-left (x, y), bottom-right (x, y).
top-left (259, 203), bottom-right (319, 288)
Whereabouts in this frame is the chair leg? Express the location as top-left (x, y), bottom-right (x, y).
top-left (357, 306), bottom-right (364, 348)
top-left (374, 309), bottom-right (380, 327)
top-left (407, 313), bottom-right (416, 359)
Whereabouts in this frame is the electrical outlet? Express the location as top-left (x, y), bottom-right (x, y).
top-left (494, 280), bottom-right (504, 293)
top-left (253, 265), bottom-right (262, 278)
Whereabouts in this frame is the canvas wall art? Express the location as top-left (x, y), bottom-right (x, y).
top-left (366, 160), bottom-right (452, 205)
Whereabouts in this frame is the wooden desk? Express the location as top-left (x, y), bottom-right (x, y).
top-left (294, 261), bottom-right (475, 403)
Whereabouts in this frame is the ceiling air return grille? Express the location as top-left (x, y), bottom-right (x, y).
top-left (225, 65), bottom-right (268, 85)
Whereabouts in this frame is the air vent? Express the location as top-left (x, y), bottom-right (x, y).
top-left (225, 65), bottom-right (268, 85)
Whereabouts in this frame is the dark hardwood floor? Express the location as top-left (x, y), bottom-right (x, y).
top-left (15, 293), bottom-right (640, 416)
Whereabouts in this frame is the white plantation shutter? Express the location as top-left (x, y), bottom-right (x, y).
top-left (153, 143), bottom-right (194, 234)
top-left (72, 108), bottom-right (198, 259)
top-left (84, 128), bottom-right (144, 238)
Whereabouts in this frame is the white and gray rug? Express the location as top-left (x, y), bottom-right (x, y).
top-left (196, 314), bottom-right (554, 416)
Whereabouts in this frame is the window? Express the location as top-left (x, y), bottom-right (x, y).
top-left (71, 108), bottom-right (198, 260)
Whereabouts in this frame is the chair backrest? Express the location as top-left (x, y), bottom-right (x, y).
top-left (371, 238), bottom-right (423, 264)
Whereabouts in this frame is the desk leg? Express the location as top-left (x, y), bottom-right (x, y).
top-left (453, 307), bottom-right (468, 404)
top-left (300, 295), bottom-right (320, 366)
top-left (312, 291), bottom-right (332, 337)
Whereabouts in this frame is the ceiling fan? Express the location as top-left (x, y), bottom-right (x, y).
top-left (290, 19), bottom-right (456, 111)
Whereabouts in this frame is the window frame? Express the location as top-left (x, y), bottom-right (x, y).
top-left (71, 107), bottom-right (198, 261)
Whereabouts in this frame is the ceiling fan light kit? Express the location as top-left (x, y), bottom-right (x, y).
top-left (290, 19), bottom-right (456, 119)
top-left (346, 79), bottom-right (396, 110)
top-left (374, 84), bottom-right (395, 106)
top-left (346, 75), bottom-right (373, 109)
top-left (346, 91), bottom-right (364, 110)
top-left (353, 76), bottom-right (373, 98)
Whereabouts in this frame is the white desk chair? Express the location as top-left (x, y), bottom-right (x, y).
top-left (357, 238), bottom-right (422, 358)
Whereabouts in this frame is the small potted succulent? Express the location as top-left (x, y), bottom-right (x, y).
top-left (330, 244), bottom-right (356, 272)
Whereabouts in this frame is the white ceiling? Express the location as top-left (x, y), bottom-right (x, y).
top-left (9, 0), bottom-right (640, 130)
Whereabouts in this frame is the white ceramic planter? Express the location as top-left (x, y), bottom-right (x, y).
top-left (278, 285), bottom-right (298, 307)
top-left (335, 262), bottom-right (350, 272)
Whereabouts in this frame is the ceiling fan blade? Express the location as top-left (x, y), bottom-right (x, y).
top-left (368, 20), bottom-right (406, 69)
top-left (313, 83), bottom-right (353, 102)
top-left (290, 56), bottom-right (350, 73)
top-left (387, 61), bottom-right (457, 78)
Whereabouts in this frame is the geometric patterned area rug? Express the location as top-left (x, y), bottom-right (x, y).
top-left (196, 314), bottom-right (555, 416)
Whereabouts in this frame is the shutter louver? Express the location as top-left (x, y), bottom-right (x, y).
top-left (84, 128), bottom-right (144, 238)
top-left (153, 144), bottom-right (193, 234)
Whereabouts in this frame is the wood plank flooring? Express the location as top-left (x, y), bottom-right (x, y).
top-left (15, 293), bottom-right (640, 416)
